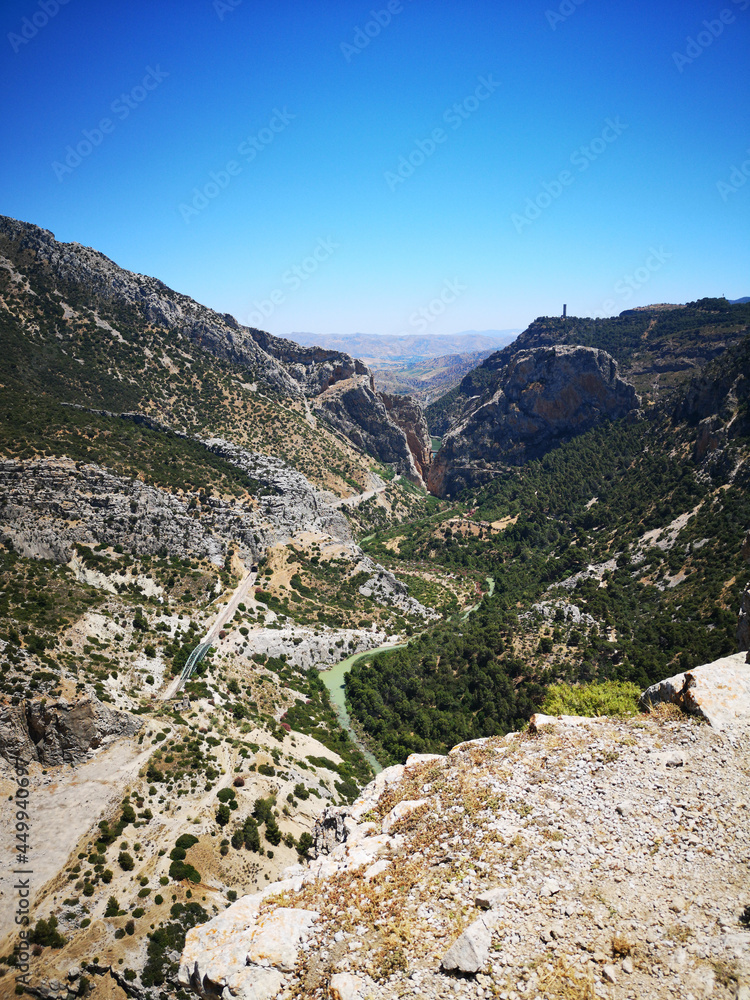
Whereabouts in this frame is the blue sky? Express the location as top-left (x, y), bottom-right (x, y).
top-left (2, 0), bottom-right (749, 337)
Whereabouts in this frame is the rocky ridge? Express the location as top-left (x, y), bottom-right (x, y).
top-left (429, 346), bottom-right (640, 496)
top-left (0, 443), bottom-right (430, 622)
top-left (179, 668), bottom-right (750, 1000)
top-left (0, 216), bottom-right (432, 483)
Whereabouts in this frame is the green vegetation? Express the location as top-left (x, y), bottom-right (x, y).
top-left (29, 916), bottom-right (65, 949)
top-left (540, 680), bottom-right (641, 718)
top-left (141, 902), bottom-right (208, 988)
top-left (349, 332), bottom-right (750, 763)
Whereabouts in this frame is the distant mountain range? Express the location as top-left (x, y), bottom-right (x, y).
top-left (288, 330), bottom-right (519, 361)
top-left (730, 296), bottom-right (750, 304)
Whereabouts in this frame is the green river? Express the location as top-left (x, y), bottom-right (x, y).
top-left (321, 576), bottom-right (495, 774)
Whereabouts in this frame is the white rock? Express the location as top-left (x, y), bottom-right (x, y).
top-left (381, 798), bottom-right (428, 834)
top-left (475, 887), bottom-right (508, 910)
top-left (329, 973), bottom-right (365, 1000)
top-left (640, 653), bottom-right (750, 729)
top-left (602, 964), bottom-right (618, 983)
top-left (223, 967), bottom-right (285, 1000)
top-left (246, 908), bottom-right (318, 973)
top-left (441, 917), bottom-right (492, 974)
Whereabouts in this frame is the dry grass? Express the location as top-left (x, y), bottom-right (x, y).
top-left (536, 956), bottom-right (597, 999)
top-left (611, 932), bottom-right (633, 956)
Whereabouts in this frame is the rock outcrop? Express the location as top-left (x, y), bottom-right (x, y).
top-left (0, 694), bottom-right (141, 765)
top-left (381, 392), bottom-right (432, 481)
top-left (0, 455), bottom-right (269, 569)
top-left (428, 345), bottom-right (640, 496)
top-left (639, 652), bottom-right (750, 730)
top-left (312, 375), bottom-right (431, 484)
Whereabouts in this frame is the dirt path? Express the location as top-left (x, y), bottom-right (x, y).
top-left (330, 486), bottom-right (387, 509)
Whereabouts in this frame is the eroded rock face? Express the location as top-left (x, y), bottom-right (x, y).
top-left (313, 375), bottom-right (431, 484)
top-left (428, 345), bottom-right (640, 496)
top-left (381, 392), bottom-right (432, 481)
top-left (0, 455), bottom-right (269, 569)
top-left (0, 695), bottom-right (142, 765)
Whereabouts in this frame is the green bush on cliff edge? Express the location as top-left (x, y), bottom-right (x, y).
top-left (540, 680), bottom-right (641, 718)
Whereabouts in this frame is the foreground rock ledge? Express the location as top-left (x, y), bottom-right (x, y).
top-left (179, 696), bottom-right (750, 1000)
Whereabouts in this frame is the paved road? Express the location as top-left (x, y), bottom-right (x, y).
top-left (161, 569), bottom-right (256, 700)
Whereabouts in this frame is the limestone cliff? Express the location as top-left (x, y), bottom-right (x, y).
top-left (381, 392), bottom-right (432, 481)
top-left (429, 345), bottom-right (640, 496)
top-left (312, 375), bottom-right (431, 484)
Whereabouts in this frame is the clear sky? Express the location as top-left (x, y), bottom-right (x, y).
top-left (2, 0), bottom-right (749, 337)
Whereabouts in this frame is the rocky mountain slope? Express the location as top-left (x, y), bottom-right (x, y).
top-left (425, 299), bottom-right (750, 490)
top-left (0, 216), bottom-right (431, 487)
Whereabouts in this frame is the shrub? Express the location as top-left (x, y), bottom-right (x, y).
top-left (174, 834), bottom-right (199, 851)
top-left (118, 852), bottom-right (135, 871)
top-left (29, 916), bottom-right (65, 949)
top-left (296, 832), bottom-right (313, 859)
top-left (540, 680), bottom-right (642, 718)
top-left (169, 860), bottom-right (201, 883)
top-left (104, 897), bottom-right (120, 918)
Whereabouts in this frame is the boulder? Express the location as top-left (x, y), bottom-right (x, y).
top-left (640, 653), bottom-right (750, 730)
top-left (441, 916), bottom-right (492, 974)
top-left (381, 798), bottom-right (427, 834)
top-left (329, 973), bottom-right (365, 1000)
